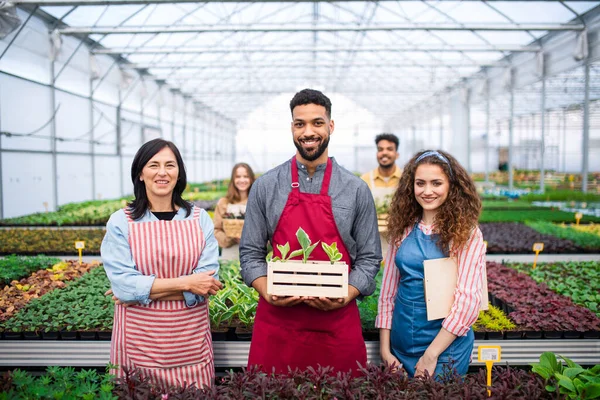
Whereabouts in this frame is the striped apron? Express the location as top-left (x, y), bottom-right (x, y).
top-left (110, 206), bottom-right (214, 390)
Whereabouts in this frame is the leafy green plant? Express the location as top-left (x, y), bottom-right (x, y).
top-left (270, 241), bottom-right (303, 263)
top-left (296, 228), bottom-right (319, 263)
top-left (271, 228), bottom-right (344, 264)
top-left (2, 365), bottom-right (116, 400)
top-left (0, 228), bottom-right (105, 255)
top-left (321, 242), bottom-right (343, 264)
top-left (480, 209), bottom-right (600, 223)
top-left (473, 304), bottom-right (516, 332)
top-left (208, 260), bottom-right (259, 331)
top-left (526, 221), bottom-right (600, 250)
top-left (531, 352), bottom-right (600, 399)
top-left (510, 261), bottom-right (600, 317)
top-left (2, 266), bottom-right (113, 333)
top-left (521, 190), bottom-right (600, 203)
top-left (0, 190), bottom-right (223, 227)
top-left (0, 255), bottom-right (60, 285)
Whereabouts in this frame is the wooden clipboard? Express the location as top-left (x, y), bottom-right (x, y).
top-left (423, 257), bottom-right (489, 321)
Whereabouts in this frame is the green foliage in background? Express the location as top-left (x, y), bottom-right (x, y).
top-left (526, 221), bottom-right (600, 250)
top-left (0, 255), bottom-right (60, 285)
top-left (510, 261), bottom-right (600, 317)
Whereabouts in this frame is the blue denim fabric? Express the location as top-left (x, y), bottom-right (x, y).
top-left (390, 224), bottom-right (473, 378)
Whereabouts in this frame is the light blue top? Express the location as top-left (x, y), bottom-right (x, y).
top-left (101, 206), bottom-right (219, 308)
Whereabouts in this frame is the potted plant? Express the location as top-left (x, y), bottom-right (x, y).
top-left (222, 211), bottom-right (245, 239)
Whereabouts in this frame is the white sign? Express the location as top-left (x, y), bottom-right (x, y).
top-left (478, 346), bottom-right (501, 362)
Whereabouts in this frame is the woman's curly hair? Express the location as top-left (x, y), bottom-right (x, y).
top-left (387, 150), bottom-right (481, 255)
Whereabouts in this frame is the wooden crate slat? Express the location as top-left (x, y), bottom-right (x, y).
top-left (267, 260), bottom-right (348, 298)
top-left (268, 262), bottom-right (346, 274)
top-left (271, 272), bottom-right (344, 285)
top-left (269, 284), bottom-right (347, 298)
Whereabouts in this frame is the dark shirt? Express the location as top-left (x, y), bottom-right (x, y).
top-left (239, 157), bottom-right (382, 296)
top-left (152, 211), bottom-right (177, 221)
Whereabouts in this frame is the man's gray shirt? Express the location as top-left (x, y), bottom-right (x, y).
top-left (239, 157), bottom-right (382, 297)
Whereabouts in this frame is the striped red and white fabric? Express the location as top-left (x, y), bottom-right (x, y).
top-left (375, 223), bottom-right (486, 337)
top-left (111, 207), bottom-right (214, 391)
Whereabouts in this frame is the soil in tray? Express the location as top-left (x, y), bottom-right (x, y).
top-left (42, 331), bottom-right (59, 340)
top-left (60, 331), bottom-right (78, 340)
top-left (78, 331), bottom-right (97, 340)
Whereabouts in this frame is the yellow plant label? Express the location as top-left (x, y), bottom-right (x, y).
top-left (483, 241), bottom-right (488, 251)
top-left (575, 212), bottom-right (583, 220)
top-left (532, 242), bottom-right (544, 252)
top-left (75, 241), bottom-right (85, 250)
top-left (478, 345), bottom-right (501, 362)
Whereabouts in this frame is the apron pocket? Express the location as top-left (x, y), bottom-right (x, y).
top-left (125, 303), bottom-right (210, 369)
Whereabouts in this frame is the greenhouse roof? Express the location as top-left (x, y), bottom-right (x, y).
top-left (15, 0), bottom-right (600, 122)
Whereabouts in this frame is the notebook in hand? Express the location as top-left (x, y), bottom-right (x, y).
top-left (423, 257), bottom-right (489, 321)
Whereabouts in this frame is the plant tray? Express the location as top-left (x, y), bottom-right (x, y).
top-left (222, 219), bottom-right (244, 239)
top-left (267, 260), bottom-right (348, 298)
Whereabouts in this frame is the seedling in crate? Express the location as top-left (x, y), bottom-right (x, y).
top-left (267, 227), bottom-right (348, 298)
top-left (322, 242), bottom-right (343, 264)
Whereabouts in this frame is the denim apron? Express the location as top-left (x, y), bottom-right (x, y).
top-left (390, 224), bottom-right (473, 378)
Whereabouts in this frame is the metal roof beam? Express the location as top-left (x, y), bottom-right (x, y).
top-left (124, 62), bottom-right (497, 69)
top-left (93, 44), bottom-right (541, 55)
top-left (59, 22), bottom-right (585, 35)
top-left (156, 72), bottom-right (463, 80)
top-left (15, 0), bottom-right (590, 4)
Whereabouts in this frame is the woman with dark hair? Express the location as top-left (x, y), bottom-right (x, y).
top-left (376, 150), bottom-right (485, 379)
top-left (213, 163), bottom-right (255, 258)
top-left (101, 138), bottom-right (223, 390)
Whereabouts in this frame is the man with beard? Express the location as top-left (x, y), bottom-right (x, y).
top-left (360, 133), bottom-right (401, 210)
top-left (240, 88), bottom-right (381, 376)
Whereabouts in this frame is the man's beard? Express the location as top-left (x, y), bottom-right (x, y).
top-left (294, 134), bottom-right (330, 162)
top-left (378, 158), bottom-right (395, 170)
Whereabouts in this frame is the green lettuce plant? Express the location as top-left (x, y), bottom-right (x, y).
top-left (531, 352), bottom-right (600, 399)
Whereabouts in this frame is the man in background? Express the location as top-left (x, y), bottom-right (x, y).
top-left (360, 133), bottom-right (401, 209)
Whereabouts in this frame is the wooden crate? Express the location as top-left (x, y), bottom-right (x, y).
top-left (222, 219), bottom-right (244, 239)
top-left (267, 260), bottom-right (348, 298)
top-left (377, 213), bottom-right (388, 233)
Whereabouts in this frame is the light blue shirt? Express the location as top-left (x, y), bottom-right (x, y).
top-left (101, 206), bottom-right (219, 307)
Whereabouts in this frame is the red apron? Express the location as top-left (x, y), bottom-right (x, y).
top-left (111, 206), bottom-right (214, 390)
top-left (247, 157), bottom-right (367, 376)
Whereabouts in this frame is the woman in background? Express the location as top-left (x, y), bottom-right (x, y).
top-left (376, 150), bottom-right (485, 379)
top-left (213, 162), bottom-right (255, 259)
top-left (102, 138), bottom-right (222, 390)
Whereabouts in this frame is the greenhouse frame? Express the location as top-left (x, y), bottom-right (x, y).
top-left (1, 1), bottom-right (599, 398)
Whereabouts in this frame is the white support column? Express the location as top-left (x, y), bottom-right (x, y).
top-left (466, 89), bottom-right (472, 173)
top-left (562, 108), bottom-right (567, 173)
top-left (117, 89), bottom-right (124, 198)
top-left (439, 102), bottom-right (443, 150)
top-left (89, 77), bottom-right (96, 200)
top-left (540, 72), bottom-right (546, 193)
top-left (508, 70), bottom-right (515, 191)
top-left (50, 60), bottom-right (59, 211)
top-left (192, 107), bottom-right (198, 182)
top-left (485, 79), bottom-right (491, 183)
top-left (582, 58), bottom-right (590, 193)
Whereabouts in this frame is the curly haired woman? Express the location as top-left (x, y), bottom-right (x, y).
top-left (376, 150), bottom-right (486, 379)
